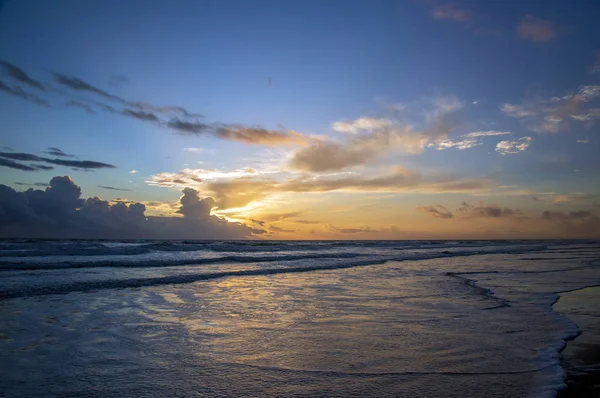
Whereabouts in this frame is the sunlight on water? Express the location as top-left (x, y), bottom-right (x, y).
top-left (0, 241), bottom-right (599, 397)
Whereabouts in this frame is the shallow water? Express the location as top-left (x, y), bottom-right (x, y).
top-left (554, 286), bottom-right (600, 397)
top-left (0, 240), bottom-right (599, 397)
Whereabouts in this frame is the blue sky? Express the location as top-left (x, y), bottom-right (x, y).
top-left (1, 0), bottom-right (599, 239)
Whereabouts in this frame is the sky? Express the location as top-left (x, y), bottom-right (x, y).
top-left (1, 0), bottom-right (600, 239)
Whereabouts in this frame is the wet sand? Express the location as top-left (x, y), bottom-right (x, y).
top-left (555, 286), bottom-right (600, 397)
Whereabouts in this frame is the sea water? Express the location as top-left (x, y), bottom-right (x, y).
top-left (0, 240), bottom-right (599, 397)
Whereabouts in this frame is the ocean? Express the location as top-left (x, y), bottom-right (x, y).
top-left (0, 240), bottom-right (599, 397)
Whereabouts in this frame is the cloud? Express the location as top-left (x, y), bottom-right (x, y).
top-left (432, 137), bottom-right (480, 150)
top-left (501, 86), bottom-right (600, 133)
top-left (0, 61), bottom-right (311, 148)
top-left (289, 123), bottom-right (428, 172)
top-left (500, 103), bottom-right (536, 118)
top-left (464, 131), bottom-right (512, 138)
top-left (97, 185), bottom-right (132, 192)
top-left (147, 167), bottom-right (265, 189)
top-left (327, 224), bottom-right (378, 234)
top-left (432, 3), bottom-right (472, 24)
top-left (0, 176), bottom-right (263, 239)
top-left (495, 137), bottom-right (532, 155)
top-left (0, 61), bottom-right (45, 90)
top-left (35, 165), bottom-right (55, 171)
top-left (0, 157), bottom-right (39, 171)
top-left (167, 119), bottom-right (212, 134)
top-left (541, 210), bottom-right (600, 237)
top-left (430, 130), bottom-right (511, 151)
top-left (53, 70), bottom-right (202, 119)
top-left (288, 97), bottom-right (464, 172)
top-left (576, 139), bottom-right (590, 144)
top-left (532, 193), bottom-right (595, 205)
top-left (44, 147), bottom-right (76, 158)
top-left (193, 168), bottom-right (492, 210)
top-left (14, 182), bottom-right (50, 187)
top-left (260, 212), bottom-right (304, 222)
top-left (41, 158), bottom-right (115, 169)
top-left (214, 125), bottom-right (308, 146)
top-left (458, 201), bottom-right (523, 218)
top-left (0, 151), bottom-right (115, 170)
top-left (325, 224), bottom-right (399, 234)
top-left (121, 108), bottom-right (160, 122)
top-left (65, 100), bottom-right (96, 114)
top-left (184, 147), bottom-right (204, 153)
top-left (418, 205), bottom-right (454, 219)
top-left (518, 15), bottom-right (556, 42)
top-left (130, 102), bottom-right (202, 118)
top-left (166, 120), bottom-right (306, 146)
top-left (269, 225), bottom-right (295, 233)
top-left (54, 72), bottom-right (127, 103)
top-left (0, 80), bottom-right (48, 106)
top-left (332, 117), bottom-right (392, 134)
top-left (288, 140), bottom-right (381, 172)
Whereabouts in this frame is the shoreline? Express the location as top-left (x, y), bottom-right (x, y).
top-left (554, 286), bottom-right (600, 397)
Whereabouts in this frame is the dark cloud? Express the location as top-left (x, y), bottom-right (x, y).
top-left (0, 152), bottom-right (43, 162)
top-left (44, 147), bottom-right (76, 158)
top-left (0, 157), bottom-right (38, 171)
top-left (177, 188), bottom-right (216, 219)
top-left (65, 100), bottom-right (96, 114)
top-left (327, 225), bottom-right (378, 234)
top-left (131, 102), bottom-right (202, 118)
top-left (270, 225), bottom-right (295, 233)
top-left (418, 205), bottom-right (454, 219)
top-left (167, 119), bottom-right (212, 135)
top-left (249, 218), bottom-right (266, 227)
top-left (0, 80), bottom-right (48, 106)
top-left (122, 108), bottom-right (160, 122)
top-left (167, 119), bottom-right (308, 146)
top-left (542, 210), bottom-right (597, 221)
top-left (54, 72), bottom-right (200, 119)
top-left (457, 202), bottom-right (522, 219)
top-left (33, 165), bottom-right (55, 171)
top-left (0, 60), bottom-right (45, 90)
top-left (97, 185), bottom-right (132, 192)
top-left (0, 151), bottom-right (115, 170)
top-left (2, 61), bottom-right (303, 148)
top-left (0, 176), bottom-right (263, 239)
top-left (42, 158), bottom-right (115, 170)
top-left (54, 73), bottom-right (127, 103)
top-left (295, 219), bottom-right (320, 224)
top-left (14, 182), bottom-right (50, 187)
top-left (541, 210), bottom-right (600, 238)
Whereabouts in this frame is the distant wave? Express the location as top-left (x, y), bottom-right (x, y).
top-left (0, 244), bottom-right (551, 299)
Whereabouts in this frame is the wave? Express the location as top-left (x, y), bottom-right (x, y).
top-left (0, 251), bottom-right (372, 271)
top-left (0, 244), bottom-right (551, 299)
top-left (0, 239), bottom-right (580, 258)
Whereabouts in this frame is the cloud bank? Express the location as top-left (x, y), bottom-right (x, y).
top-left (0, 176), bottom-right (263, 239)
